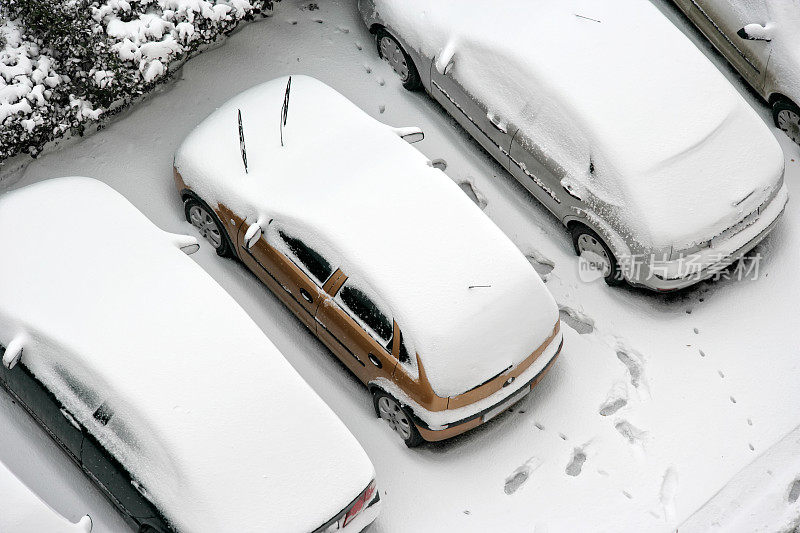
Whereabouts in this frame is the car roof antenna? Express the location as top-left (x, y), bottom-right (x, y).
top-left (238, 108), bottom-right (248, 174)
top-left (280, 76), bottom-right (292, 147)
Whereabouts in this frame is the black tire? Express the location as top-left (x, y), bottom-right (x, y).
top-left (372, 390), bottom-right (424, 448)
top-left (183, 196), bottom-right (234, 258)
top-left (772, 98), bottom-right (800, 146)
top-left (375, 28), bottom-right (422, 91)
top-left (570, 224), bottom-right (624, 287)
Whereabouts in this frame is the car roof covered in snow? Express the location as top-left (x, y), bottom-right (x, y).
top-left (0, 460), bottom-right (92, 532)
top-left (373, 0), bottom-right (785, 250)
top-left (0, 178), bottom-right (374, 532)
top-left (174, 75), bottom-right (559, 398)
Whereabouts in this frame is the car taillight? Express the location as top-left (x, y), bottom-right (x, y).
top-left (341, 481), bottom-right (377, 527)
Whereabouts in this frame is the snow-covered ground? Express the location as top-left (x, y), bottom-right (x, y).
top-left (1, 1), bottom-right (798, 531)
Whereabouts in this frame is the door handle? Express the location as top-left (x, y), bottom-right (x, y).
top-left (562, 182), bottom-right (582, 201)
top-left (487, 113), bottom-right (508, 133)
top-left (299, 288), bottom-right (313, 304)
top-left (368, 354), bottom-right (382, 369)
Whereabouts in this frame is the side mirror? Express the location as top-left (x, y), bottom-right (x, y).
top-left (166, 232), bottom-right (200, 255)
top-left (435, 44), bottom-right (456, 75)
top-left (428, 158), bottom-right (448, 171)
top-left (391, 127), bottom-right (425, 144)
top-left (737, 23), bottom-right (772, 41)
top-left (244, 221), bottom-right (263, 249)
top-left (2, 336), bottom-right (26, 370)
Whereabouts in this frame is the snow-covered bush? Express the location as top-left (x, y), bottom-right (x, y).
top-left (0, 19), bottom-right (73, 160)
top-left (0, 0), bottom-right (272, 163)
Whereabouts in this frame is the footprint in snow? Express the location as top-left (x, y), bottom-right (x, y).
top-left (378, 104), bottom-right (386, 114)
top-left (355, 41), bottom-right (363, 51)
top-left (788, 478), bottom-right (800, 503)
top-left (558, 305), bottom-right (594, 334)
top-left (526, 249), bottom-right (555, 279)
top-left (614, 419), bottom-right (646, 446)
top-left (616, 344), bottom-right (647, 392)
top-left (336, 25), bottom-right (350, 34)
top-left (364, 64), bottom-right (372, 74)
top-left (458, 181), bottom-right (488, 210)
top-left (565, 446), bottom-right (587, 477)
top-left (599, 381), bottom-right (628, 416)
top-left (660, 467), bottom-right (679, 523)
top-left (504, 457), bottom-right (542, 495)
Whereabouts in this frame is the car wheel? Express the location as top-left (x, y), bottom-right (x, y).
top-left (372, 390), bottom-right (424, 447)
top-left (184, 196), bottom-right (233, 258)
top-left (773, 98), bottom-right (800, 146)
top-left (376, 28), bottom-right (422, 91)
top-left (570, 224), bottom-right (624, 286)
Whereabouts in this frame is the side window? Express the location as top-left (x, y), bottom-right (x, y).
top-left (338, 281), bottom-right (393, 346)
top-left (397, 331), bottom-right (411, 365)
top-left (278, 230), bottom-right (333, 285)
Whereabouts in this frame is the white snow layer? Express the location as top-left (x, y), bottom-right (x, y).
top-left (372, 0), bottom-right (786, 250)
top-left (680, 424), bottom-right (800, 531)
top-left (0, 460), bottom-right (92, 532)
top-left (0, 177), bottom-right (375, 532)
top-left (174, 75), bottom-right (559, 398)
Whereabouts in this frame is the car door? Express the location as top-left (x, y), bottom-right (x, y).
top-left (428, 51), bottom-right (514, 169)
top-left (238, 220), bottom-right (332, 332)
top-left (80, 427), bottom-right (166, 527)
top-left (0, 348), bottom-right (84, 462)
top-left (676, 0), bottom-right (770, 91)
top-left (315, 276), bottom-right (398, 384)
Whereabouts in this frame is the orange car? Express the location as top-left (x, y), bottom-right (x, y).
top-left (174, 75), bottom-right (563, 446)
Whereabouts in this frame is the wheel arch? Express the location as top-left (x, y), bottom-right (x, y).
top-left (768, 92), bottom-right (796, 107)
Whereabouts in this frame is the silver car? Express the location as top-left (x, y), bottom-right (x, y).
top-left (673, 0), bottom-right (800, 145)
top-left (358, 0), bottom-right (788, 291)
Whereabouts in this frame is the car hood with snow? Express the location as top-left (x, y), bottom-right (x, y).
top-left (174, 75), bottom-right (559, 399)
top-left (371, 0), bottom-right (786, 251)
top-left (0, 178), bottom-right (376, 532)
top-left (0, 460), bottom-right (92, 532)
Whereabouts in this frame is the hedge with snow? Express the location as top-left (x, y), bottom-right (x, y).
top-left (0, 0), bottom-right (272, 163)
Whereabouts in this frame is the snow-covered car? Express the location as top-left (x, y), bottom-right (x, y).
top-left (0, 459), bottom-right (92, 532)
top-left (359, 0), bottom-right (789, 291)
top-left (673, 0), bottom-right (800, 146)
top-left (0, 178), bottom-right (380, 533)
top-left (173, 75), bottom-right (563, 447)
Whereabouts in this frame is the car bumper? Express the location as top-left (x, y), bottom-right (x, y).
top-left (415, 337), bottom-right (563, 442)
top-left (629, 184), bottom-right (788, 292)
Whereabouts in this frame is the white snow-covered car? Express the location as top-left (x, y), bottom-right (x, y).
top-left (0, 459), bottom-right (92, 532)
top-left (359, 0), bottom-right (789, 291)
top-left (173, 75), bottom-right (563, 446)
top-left (0, 178), bottom-right (380, 533)
top-left (673, 0), bottom-right (800, 146)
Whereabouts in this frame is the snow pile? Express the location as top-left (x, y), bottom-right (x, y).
top-left (175, 75), bottom-right (560, 398)
top-left (0, 177), bottom-right (376, 532)
top-left (0, 460), bottom-right (92, 532)
top-left (373, 0), bottom-right (786, 251)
